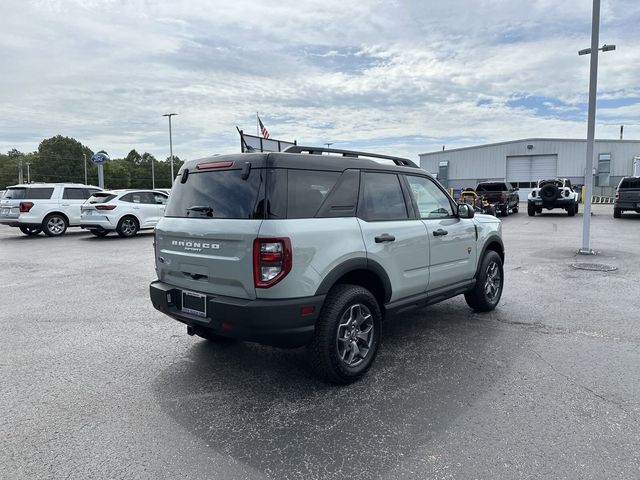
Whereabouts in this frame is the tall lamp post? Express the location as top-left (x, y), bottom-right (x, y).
top-left (577, 0), bottom-right (615, 255)
top-left (162, 113), bottom-right (178, 183)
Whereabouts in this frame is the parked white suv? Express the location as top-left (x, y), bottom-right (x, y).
top-left (0, 183), bottom-right (102, 236)
top-left (527, 178), bottom-right (579, 216)
top-left (80, 190), bottom-right (169, 237)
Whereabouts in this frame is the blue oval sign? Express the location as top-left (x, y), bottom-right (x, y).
top-left (91, 152), bottom-right (110, 164)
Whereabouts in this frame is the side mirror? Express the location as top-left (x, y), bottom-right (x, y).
top-left (458, 203), bottom-right (475, 219)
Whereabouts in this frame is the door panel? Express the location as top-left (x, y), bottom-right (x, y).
top-left (403, 174), bottom-right (477, 291)
top-left (61, 187), bottom-right (86, 225)
top-left (358, 219), bottom-right (430, 301)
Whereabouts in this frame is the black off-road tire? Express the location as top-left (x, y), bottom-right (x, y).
top-left (512, 204), bottom-right (519, 213)
top-left (575, 202), bottom-right (579, 214)
top-left (527, 202), bottom-right (536, 216)
top-left (465, 250), bottom-right (504, 312)
top-left (308, 284), bottom-right (382, 384)
top-left (613, 207), bottom-right (622, 218)
top-left (501, 205), bottom-right (509, 217)
top-left (116, 216), bottom-right (139, 237)
top-left (568, 203), bottom-right (576, 216)
top-left (90, 229), bottom-right (109, 237)
top-left (19, 226), bottom-right (42, 236)
top-left (42, 214), bottom-right (68, 237)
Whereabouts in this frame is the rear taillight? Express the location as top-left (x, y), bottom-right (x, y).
top-left (615, 191), bottom-right (619, 200)
top-left (95, 205), bottom-right (116, 210)
top-left (253, 238), bottom-right (292, 288)
top-left (19, 201), bottom-right (34, 213)
top-left (499, 193), bottom-right (506, 202)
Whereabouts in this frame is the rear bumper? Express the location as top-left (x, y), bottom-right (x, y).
top-left (149, 280), bottom-right (325, 347)
top-left (529, 198), bottom-right (575, 208)
top-left (0, 218), bottom-right (40, 227)
top-left (615, 201), bottom-right (640, 209)
top-left (80, 217), bottom-right (117, 230)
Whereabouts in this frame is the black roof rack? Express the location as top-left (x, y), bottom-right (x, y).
top-left (283, 145), bottom-right (418, 168)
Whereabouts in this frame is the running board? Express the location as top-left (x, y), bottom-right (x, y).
top-left (384, 280), bottom-right (476, 318)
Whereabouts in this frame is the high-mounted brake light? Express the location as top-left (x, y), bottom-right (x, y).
top-left (19, 201), bottom-right (34, 213)
top-left (196, 161), bottom-right (234, 170)
top-left (253, 238), bottom-right (292, 288)
top-left (95, 205), bottom-right (116, 210)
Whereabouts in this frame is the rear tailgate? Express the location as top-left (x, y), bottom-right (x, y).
top-left (618, 188), bottom-right (640, 203)
top-left (155, 163), bottom-right (266, 300)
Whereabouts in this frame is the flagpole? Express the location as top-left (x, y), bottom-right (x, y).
top-left (256, 112), bottom-right (259, 137)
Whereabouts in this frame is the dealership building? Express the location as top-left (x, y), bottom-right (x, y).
top-left (419, 138), bottom-right (640, 198)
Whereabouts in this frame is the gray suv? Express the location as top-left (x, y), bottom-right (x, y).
top-left (150, 146), bottom-right (504, 383)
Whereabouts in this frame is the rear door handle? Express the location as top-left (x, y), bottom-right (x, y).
top-left (374, 233), bottom-right (395, 243)
top-left (433, 229), bottom-right (448, 237)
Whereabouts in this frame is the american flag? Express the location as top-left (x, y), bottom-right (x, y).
top-left (258, 116), bottom-right (270, 139)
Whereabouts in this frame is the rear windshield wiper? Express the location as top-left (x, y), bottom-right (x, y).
top-left (186, 205), bottom-right (214, 216)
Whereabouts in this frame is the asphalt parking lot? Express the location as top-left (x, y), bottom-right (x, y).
top-left (1, 205), bottom-right (639, 480)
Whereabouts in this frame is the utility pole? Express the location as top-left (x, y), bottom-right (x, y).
top-left (620, 125), bottom-right (624, 140)
top-left (577, 0), bottom-right (616, 255)
top-left (151, 155), bottom-right (155, 190)
top-left (18, 159), bottom-right (23, 184)
top-left (26, 162), bottom-right (31, 183)
top-left (325, 143), bottom-right (333, 149)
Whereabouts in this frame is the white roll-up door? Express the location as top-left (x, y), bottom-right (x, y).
top-left (507, 155), bottom-right (558, 198)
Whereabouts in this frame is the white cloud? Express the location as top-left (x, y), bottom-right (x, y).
top-left (0, 0), bottom-right (639, 160)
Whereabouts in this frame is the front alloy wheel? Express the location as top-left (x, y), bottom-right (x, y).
top-left (465, 250), bottom-right (504, 312)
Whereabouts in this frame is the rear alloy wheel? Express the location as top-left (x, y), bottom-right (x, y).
top-left (613, 207), bottom-right (622, 218)
top-left (308, 284), bottom-right (381, 384)
top-left (19, 226), bottom-right (42, 236)
top-left (116, 216), bottom-right (139, 237)
top-left (42, 214), bottom-right (68, 237)
top-left (465, 250), bottom-right (504, 312)
top-left (90, 229), bottom-right (109, 237)
top-left (527, 202), bottom-right (536, 216)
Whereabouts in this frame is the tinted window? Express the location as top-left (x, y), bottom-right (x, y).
top-left (165, 168), bottom-right (264, 219)
top-left (287, 170), bottom-right (340, 219)
top-left (476, 182), bottom-right (508, 192)
top-left (153, 193), bottom-right (168, 205)
top-left (63, 188), bottom-right (85, 200)
top-left (360, 173), bottom-right (408, 221)
top-left (85, 188), bottom-right (101, 199)
top-left (406, 175), bottom-right (454, 219)
top-left (620, 178), bottom-right (640, 189)
top-left (87, 193), bottom-right (116, 204)
top-left (5, 187), bottom-right (54, 200)
top-left (121, 192), bottom-right (154, 204)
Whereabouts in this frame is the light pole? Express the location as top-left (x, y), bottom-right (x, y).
top-left (325, 143), bottom-right (333, 150)
top-left (26, 162), bottom-right (31, 183)
top-left (162, 113), bottom-right (178, 183)
top-left (83, 152), bottom-right (87, 185)
top-left (577, 0), bottom-right (616, 255)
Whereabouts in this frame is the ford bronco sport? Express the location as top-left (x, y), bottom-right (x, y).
top-left (150, 146), bottom-right (504, 384)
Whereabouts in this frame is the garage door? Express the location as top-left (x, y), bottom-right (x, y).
top-left (507, 155), bottom-right (558, 198)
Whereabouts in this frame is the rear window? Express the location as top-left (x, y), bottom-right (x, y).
top-left (476, 183), bottom-right (507, 192)
top-left (619, 178), bottom-right (640, 189)
top-left (4, 187), bottom-right (54, 200)
top-left (87, 193), bottom-right (117, 204)
top-left (165, 168), bottom-right (265, 219)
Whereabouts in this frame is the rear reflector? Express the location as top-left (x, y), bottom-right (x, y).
top-left (220, 322), bottom-right (233, 330)
top-left (19, 201), bottom-right (34, 213)
top-left (196, 160), bottom-right (234, 170)
top-left (95, 205), bottom-right (116, 210)
top-left (300, 306), bottom-right (315, 316)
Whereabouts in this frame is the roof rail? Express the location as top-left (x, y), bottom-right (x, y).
top-left (283, 145), bottom-right (418, 168)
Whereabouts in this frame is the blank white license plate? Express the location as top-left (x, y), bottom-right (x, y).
top-left (181, 290), bottom-right (207, 318)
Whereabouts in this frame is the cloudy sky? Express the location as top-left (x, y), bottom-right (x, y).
top-left (1, 0), bottom-right (639, 161)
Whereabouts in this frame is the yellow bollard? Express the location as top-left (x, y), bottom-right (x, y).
top-left (581, 185), bottom-right (586, 204)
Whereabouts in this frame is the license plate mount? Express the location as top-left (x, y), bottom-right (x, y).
top-left (181, 290), bottom-right (207, 318)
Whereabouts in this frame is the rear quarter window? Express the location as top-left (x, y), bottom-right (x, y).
top-left (5, 187), bottom-right (54, 200)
